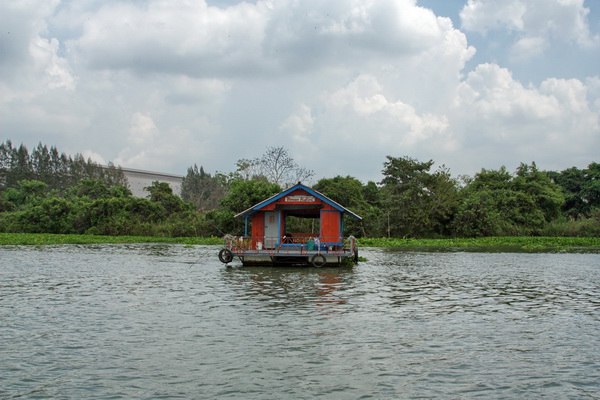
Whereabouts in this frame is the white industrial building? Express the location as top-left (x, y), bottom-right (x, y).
top-left (120, 167), bottom-right (184, 198)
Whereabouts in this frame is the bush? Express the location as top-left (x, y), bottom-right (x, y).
top-left (0, 197), bottom-right (76, 234)
top-left (540, 213), bottom-right (600, 237)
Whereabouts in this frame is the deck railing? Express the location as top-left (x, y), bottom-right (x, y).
top-left (223, 234), bottom-right (357, 256)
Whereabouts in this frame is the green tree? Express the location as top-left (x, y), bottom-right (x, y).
top-left (582, 162), bottom-right (600, 214)
top-left (8, 144), bottom-right (33, 187)
top-left (109, 184), bottom-right (133, 198)
top-left (30, 143), bottom-right (52, 184)
top-left (313, 175), bottom-right (384, 237)
top-left (514, 162), bottom-right (564, 222)
top-left (381, 156), bottom-right (459, 237)
top-left (220, 179), bottom-right (281, 214)
top-left (0, 140), bottom-right (12, 181)
top-left (207, 178), bottom-right (281, 236)
top-left (0, 140), bottom-right (127, 193)
top-left (2, 180), bottom-right (49, 211)
top-left (29, 198), bottom-right (76, 234)
top-left (145, 181), bottom-right (193, 215)
top-left (102, 162), bottom-right (128, 188)
top-left (453, 163), bottom-right (564, 237)
top-left (547, 167), bottom-right (587, 218)
top-left (48, 145), bottom-right (70, 191)
top-left (548, 162), bottom-right (600, 219)
top-left (0, 172), bottom-right (203, 236)
top-left (181, 164), bottom-right (225, 211)
top-left (68, 179), bottom-right (112, 200)
top-left (450, 189), bottom-right (508, 237)
top-left (313, 176), bottom-right (365, 207)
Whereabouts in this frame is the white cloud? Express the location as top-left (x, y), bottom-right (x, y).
top-left (0, 1), bottom-right (74, 98)
top-left (263, 0), bottom-right (446, 63)
top-left (451, 63), bottom-right (599, 171)
top-left (81, 150), bottom-right (106, 165)
top-left (30, 35), bottom-right (76, 90)
top-left (280, 104), bottom-right (314, 135)
top-left (460, 0), bottom-right (599, 60)
top-left (454, 64), bottom-right (559, 122)
top-left (1, 0), bottom-right (598, 183)
top-left (297, 74), bottom-right (453, 179)
top-left (128, 113), bottom-right (158, 146)
top-left (460, 0), bottom-right (526, 33)
top-left (64, 0), bottom-right (474, 78)
top-left (511, 36), bottom-right (547, 59)
top-left (587, 76), bottom-right (600, 111)
top-left (114, 108), bottom-right (222, 172)
top-left (68, 0), bottom-right (270, 76)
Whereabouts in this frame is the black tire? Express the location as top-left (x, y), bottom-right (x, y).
top-left (311, 254), bottom-right (326, 268)
top-left (218, 248), bottom-right (234, 263)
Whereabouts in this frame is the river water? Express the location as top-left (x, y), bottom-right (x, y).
top-left (1, 244), bottom-right (599, 399)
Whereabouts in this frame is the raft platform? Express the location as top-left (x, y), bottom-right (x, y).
top-left (218, 235), bottom-right (358, 267)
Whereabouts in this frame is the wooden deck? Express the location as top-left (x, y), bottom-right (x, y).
top-left (219, 235), bottom-right (358, 267)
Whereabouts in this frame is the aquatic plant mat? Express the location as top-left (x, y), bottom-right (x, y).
top-left (358, 236), bottom-right (600, 253)
top-left (0, 233), bottom-right (598, 252)
top-left (0, 233), bottom-right (221, 246)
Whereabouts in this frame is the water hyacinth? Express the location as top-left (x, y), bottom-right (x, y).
top-left (1, 233), bottom-right (598, 253)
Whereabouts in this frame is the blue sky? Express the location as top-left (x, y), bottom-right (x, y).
top-left (1, 0), bottom-right (599, 183)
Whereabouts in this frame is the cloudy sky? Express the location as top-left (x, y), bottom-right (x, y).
top-left (1, 0), bottom-right (599, 183)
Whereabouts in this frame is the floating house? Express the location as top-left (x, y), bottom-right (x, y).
top-left (218, 182), bottom-right (361, 267)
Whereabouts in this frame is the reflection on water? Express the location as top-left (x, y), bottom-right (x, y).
top-left (222, 266), bottom-right (352, 313)
top-left (1, 244), bottom-right (599, 399)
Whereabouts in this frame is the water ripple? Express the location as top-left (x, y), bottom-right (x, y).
top-left (1, 245), bottom-right (599, 399)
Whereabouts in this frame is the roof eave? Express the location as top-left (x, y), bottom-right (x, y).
top-left (233, 183), bottom-right (363, 221)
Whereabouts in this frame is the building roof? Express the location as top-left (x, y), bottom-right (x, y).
top-left (235, 182), bottom-right (362, 221)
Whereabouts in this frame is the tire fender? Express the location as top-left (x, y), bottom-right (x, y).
top-left (219, 248), bottom-right (234, 263)
top-left (311, 253), bottom-right (326, 268)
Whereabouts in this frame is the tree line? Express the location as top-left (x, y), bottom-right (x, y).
top-left (0, 140), bottom-right (126, 191)
top-left (1, 141), bottom-right (599, 238)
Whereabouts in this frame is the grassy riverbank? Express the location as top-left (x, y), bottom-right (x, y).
top-left (0, 233), bottom-right (222, 246)
top-left (1, 233), bottom-right (599, 252)
top-left (357, 236), bottom-right (600, 251)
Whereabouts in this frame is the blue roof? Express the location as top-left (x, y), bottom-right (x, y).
top-left (235, 183), bottom-right (362, 220)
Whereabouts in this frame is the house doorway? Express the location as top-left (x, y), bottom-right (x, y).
top-left (264, 211), bottom-right (279, 248)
